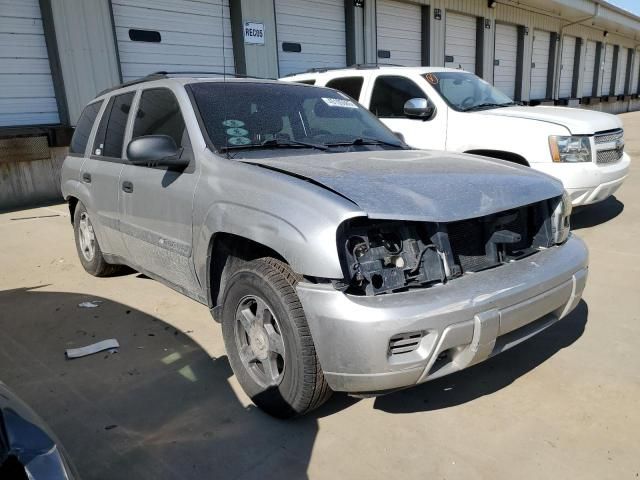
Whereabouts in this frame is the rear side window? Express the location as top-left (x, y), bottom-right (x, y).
top-left (370, 76), bottom-right (426, 118)
top-left (326, 76), bottom-right (364, 101)
top-left (69, 101), bottom-right (103, 155)
top-left (133, 88), bottom-right (188, 148)
top-left (93, 92), bottom-right (135, 158)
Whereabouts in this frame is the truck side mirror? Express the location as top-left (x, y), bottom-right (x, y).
top-left (126, 135), bottom-right (188, 169)
top-left (403, 98), bottom-right (435, 120)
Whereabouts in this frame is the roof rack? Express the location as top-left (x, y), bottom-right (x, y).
top-left (96, 70), bottom-right (275, 97)
top-left (282, 63), bottom-right (406, 77)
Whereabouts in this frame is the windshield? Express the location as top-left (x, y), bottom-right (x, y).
top-left (423, 72), bottom-right (515, 111)
top-left (188, 82), bottom-right (404, 154)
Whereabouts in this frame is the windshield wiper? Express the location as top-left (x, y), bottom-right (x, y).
top-left (220, 138), bottom-right (328, 152)
top-left (324, 137), bottom-right (405, 149)
top-left (462, 102), bottom-right (517, 112)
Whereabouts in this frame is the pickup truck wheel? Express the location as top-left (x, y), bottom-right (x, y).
top-left (221, 257), bottom-right (332, 418)
top-left (73, 203), bottom-right (120, 277)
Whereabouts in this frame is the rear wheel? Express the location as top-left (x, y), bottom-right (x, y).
top-left (73, 202), bottom-right (120, 277)
top-left (221, 257), bottom-right (332, 418)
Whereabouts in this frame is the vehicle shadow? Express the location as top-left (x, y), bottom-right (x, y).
top-left (373, 300), bottom-right (588, 414)
top-left (0, 287), bottom-right (354, 480)
top-left (570, 196), bottom-right (624, 230)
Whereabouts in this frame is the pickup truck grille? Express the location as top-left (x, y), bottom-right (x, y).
top-left (594, 128), bottom-right (624, 164)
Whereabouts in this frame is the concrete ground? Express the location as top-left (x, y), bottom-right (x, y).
top-left (1, 114), bottom-right (639, 480)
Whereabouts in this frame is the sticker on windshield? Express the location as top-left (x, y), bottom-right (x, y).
top-left (226, 127), bottom-right (249, 136)
top-left (425, 73), bottom-right (439, 85)
top-left (227, 136), bottom-right (251, 146)
top-left (321, 97), bottom-right (358, 109)
top-left (222, 119), bottom-right (245, 128)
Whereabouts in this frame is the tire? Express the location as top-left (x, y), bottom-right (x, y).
top-left (73, 202), bottom-right (120, 277)
top-left (221, 257), bottom-right (332, 418)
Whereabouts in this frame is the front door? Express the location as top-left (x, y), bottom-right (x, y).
top-left (365, 75), bottom-right (447, 150)
top-left (118, 87), bottom-right (201, 294)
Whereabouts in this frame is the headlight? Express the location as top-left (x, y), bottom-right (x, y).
top-left (548, 135), bottom-right (591, 163)
top-left (551, 192), bottom-right (572, 244)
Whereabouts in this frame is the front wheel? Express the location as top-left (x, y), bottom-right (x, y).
top-left (221, 257), bottom-right (332, 418)
top-left (73, 202), bottom-right (120, 277)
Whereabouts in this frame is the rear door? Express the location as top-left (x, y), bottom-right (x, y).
top-left (493, 24), bottom-right (518, 99)
top-left (118, 87), bottom-right (200, 293)
top-left (80, 92), bottom-right (135, 258)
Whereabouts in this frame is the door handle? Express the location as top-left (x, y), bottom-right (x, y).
top-left (82, 172), bottom-right (91, 183)
top-left (122, 181), bottom-right (134, 193)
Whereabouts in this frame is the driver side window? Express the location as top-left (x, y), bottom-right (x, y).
top-left (370, 76), bottom-right (427, 118)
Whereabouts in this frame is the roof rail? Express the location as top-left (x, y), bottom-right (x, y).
top-left (96, 70), bottom-right (275, 97)
top-left (282, 63), bottom-right (407, 77)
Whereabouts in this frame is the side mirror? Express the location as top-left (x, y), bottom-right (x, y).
top-left (126, 135), bottom-right (187, 168)
top-left (403, 98), bottom-right (435, 120)
top-left (393, 131), bottom-right (406, 143)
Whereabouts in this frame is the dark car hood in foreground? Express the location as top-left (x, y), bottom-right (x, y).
top-left (0, 381), bottom-right (76, 479)
top-left (246, 149), bottom-right (563, 222)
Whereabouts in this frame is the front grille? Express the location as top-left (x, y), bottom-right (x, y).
top-left (594, 128), bottom-right (624, 165)
top-left (389, 332), bottom-right (423, 355)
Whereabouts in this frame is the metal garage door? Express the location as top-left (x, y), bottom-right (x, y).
top-left (530, 30), bottom-right (551, 100)
top-left (445, 12), bottom-right (476, 72)
top-left (275, 0), bottom-right (346, 76)
top-left (376, 0), bottom-right (421, 66)
top-left (111, 0), bottom-right (234, 82)
top-left (494, 23), bottom-right (518, 99)
top-left (0, 0), bottom-right (59, 126)
top-left (615, 47), bottom-right (628, 95)
top-left (558, 35), bottom-right (576, 98)
top-left (582, 40), bottom-right (597, 97)
top-left (601, 44), bottom-right (614, 95)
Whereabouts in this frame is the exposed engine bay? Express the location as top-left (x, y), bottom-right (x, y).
top-left (337, 198), bottom-right (560, 296)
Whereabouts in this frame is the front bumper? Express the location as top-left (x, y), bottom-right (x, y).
top-left (296, 234), bottom-right (588, 393)
top-left (534, 152), bottom-right (630, 206)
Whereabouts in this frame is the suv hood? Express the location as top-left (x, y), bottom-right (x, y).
top-left (245, 150), bottom-right (563, 222)
top-left (478, 105), bottom-right (622, 135)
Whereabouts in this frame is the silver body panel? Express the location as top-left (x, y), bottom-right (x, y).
top-left (61, 77), bottom-right (587, 393)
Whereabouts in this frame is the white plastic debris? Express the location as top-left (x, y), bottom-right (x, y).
top-left (65, 339), bottom-right (120, 359)
top-left (78, 300), bottom-right (103, 308)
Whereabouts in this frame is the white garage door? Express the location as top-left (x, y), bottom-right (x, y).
top-left (494, 23), bottom-right (518, 99)
top-left (558, 35), bottom-right (576, 98)
top-left (445, 12), bottom-right (476, 72)
top-left (616, 47), bottom-right (628, 95)
top-left (530, 30), bottom-right (551, 100)
top-left (631, 50), bottom-right (640, 94)
top-left (0, 0), bottom-right (59, 126)
top-left (601, 44), bottom-right (614, 95)
top-left (376, 0), bottom-right (421, 66)
top-left (275, 0), bottom-right (346, 76)
top-left (111, 0), bottom-right (234, 82)
top-left (582, 40), bottom-right (597, 97)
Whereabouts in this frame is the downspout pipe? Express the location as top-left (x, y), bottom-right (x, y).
top-left (554, 4), bottom-right (600, 99)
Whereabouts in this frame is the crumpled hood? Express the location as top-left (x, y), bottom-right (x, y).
top-left (478, 105), bottom-right (622, 135)
top-left (246, 150), bottom-right (563, 222)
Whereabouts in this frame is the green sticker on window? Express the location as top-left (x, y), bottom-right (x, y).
top-left (228, 136), bottom-right (251, 146)
top-left (222, 119), bottom-right (245, 128)
top-left (226, 127), bottom-right (249, 136)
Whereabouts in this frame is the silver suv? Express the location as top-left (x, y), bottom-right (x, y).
top-left (62, 74), bottom-right (588, 418)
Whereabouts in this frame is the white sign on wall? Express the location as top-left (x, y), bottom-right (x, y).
top-left (244, 22), bottom-right (265, 45)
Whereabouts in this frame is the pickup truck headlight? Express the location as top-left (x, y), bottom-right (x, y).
top-left (549, 135), bottom-right (592, 163)
top-left (551, 192), bottom-right (572, 244)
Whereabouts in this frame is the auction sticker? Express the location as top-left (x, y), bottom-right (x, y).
top-left (321, 97), bottom-right (358, 109)
top-left (222, 119), bottom-right (245, 128)
top-left (226, 127), bottom-right (249, 136)
top-left (228, 136), bottom-right (251, 146)
top-left (425, 73), bottom-right (439, 85)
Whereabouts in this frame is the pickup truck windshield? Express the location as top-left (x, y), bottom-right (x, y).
top-left (423, 72), bottom-right (515, 112)
top-left (188, 82), bottom-right (404, 153)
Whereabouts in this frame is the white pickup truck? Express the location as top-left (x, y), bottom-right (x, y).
top-left (283, 66), bottom-right (630, 206)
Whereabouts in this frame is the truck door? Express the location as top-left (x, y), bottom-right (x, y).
top-left (118, 87), bottom-right (201, 294)
top-left (80, 92), bottom-right (135, 258)
top-left (364, 75), bottom-right (447, 150)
